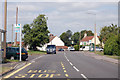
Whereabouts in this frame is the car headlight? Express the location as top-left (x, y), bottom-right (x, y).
top-left (53, 49), bottom-right (56, 51)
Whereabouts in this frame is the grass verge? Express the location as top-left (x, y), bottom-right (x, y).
top-left (28, 50), bottom-right (46, 55)
top-left (6, 59), bottom-right (19, 62)
top-left (96, 51), bottom-right (120, 60)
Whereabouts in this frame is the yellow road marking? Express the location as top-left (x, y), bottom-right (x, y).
top-left (50, 74), bottom-right (54, 78)
top-left (63, 68), bottom-right (65, 69)
top-left (38, 70), bottom-right (42, 73)
top-left (30, 74), bottom-right (35, 78)
top-left (48, 70), bottom-right (56, 73)
top-left (65, 74), bottom-right (69, 77)
top-left (28, 70), bottom-right (37, 73)
top-left (4, 63), bottom-right (32, 78)
top-left (43, 70), bottom-right (47, 73)
top-left (62, 65), bottom-right (65, 67)
top-left (38, 74), bottom-right (49, 78)
top-left (64, 70), bottom-right (67, 72)
top-left (15, 74), bottom-right (27, 78)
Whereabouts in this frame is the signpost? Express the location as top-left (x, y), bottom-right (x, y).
top-left (14, 24), bottom-right (22, 61)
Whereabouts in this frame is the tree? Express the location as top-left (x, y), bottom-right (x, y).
top-left (81, 30), bottom-right (94, 39)
top-left (22, 14), bottom-right (49, 50)
top-left (100, 24), bottom-right (118, 43)
top-left (71, 30), bottom-right (94, 45)
top-left (60, 30), bottom-right (72, 46)
top-left (104, 34), bottom-right (119, 56)
top-left (71, 32), bottom-right (80, 45)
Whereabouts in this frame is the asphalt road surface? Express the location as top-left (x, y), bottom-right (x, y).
top-left (4, 51), bottom-right (118, 79)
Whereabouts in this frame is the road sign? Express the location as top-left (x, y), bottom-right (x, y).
top-left (14, 24), bottom-right (22, 61)
top-left (14, 24), bottom-right (21, 33)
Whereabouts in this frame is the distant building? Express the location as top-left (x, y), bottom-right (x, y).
top-left (37, 34), bottom-right (68, 51)
top-left (80, 33), bottom-right (100, 46)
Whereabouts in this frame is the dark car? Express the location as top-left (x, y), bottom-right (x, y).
top-left (46, 45), bottom-right (56, 54)
top-left (6, 47), bottom-right (28, 61)
top-left (58, 48), bottom-right (64, 51)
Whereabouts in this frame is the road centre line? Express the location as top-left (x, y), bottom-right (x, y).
top-left (73, 66), bottom-right (79, 72)
top-left (4, 63), bottom-right (32, 78)
top-left (64, 52), bottom-right (80, 72)
top-left (69, 62), bottom-right (73, 66)
top-left (81, 74), bottom-right (88, 80)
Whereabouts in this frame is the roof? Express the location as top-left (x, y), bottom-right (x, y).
top-left (81, 36), bottom-right (99, 42)
top-left (16, 41), bottom-right (24, 45)
top-left (49, 36), bottom-right (56, 42)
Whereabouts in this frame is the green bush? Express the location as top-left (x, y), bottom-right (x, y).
top-left (104, 34), bottom-right (119, 56)
top-left (74, 45), bottom-right (79, 51)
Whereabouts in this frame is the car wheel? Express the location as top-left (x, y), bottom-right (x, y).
top-left (22, 58), bottom-right (26, 61)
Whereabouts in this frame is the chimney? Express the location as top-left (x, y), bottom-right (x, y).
top-left (49, 34), bottom-right (54, 37)
top-left (84, 32), bottom-right (87, 38)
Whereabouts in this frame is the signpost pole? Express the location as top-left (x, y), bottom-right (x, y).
top-left (19, 24), bottom-right (22, 61)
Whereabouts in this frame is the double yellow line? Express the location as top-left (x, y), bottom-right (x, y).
top-left (4, 63), bottom-right (32, 78)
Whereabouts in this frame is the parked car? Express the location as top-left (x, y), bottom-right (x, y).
top-left (91, 47), bottom-right (103, 52)
top-left (68, 47), bottom-right (75, 51)
top-left (80, 46), bottom-right (89, 51)
top-left (58, 48), bottom-right (64, 51)
top-left (6, 47), bottom-right (28, 61)
top-left (46, 45), bottom-right (56, 54)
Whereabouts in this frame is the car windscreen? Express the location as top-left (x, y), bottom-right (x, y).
top-left (47, 45), bottom-right (56, 48)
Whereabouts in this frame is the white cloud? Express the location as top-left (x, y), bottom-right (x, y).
top-left (4, 0), bottom-right (120, 2)
top-left (4, 2), bottom-right (118, 42)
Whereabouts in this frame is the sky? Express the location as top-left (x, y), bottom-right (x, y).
top-left (0, 0), bottom-right (119, 42)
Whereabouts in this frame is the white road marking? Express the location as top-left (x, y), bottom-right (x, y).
top-left (64, 52), bottom-right (80, 72)
top-left (73, 66), bottom-right (79, 72)
top-left (81, 74), bottom-right (88, 80)
top-left (69, 62), bottom-right (73, 66)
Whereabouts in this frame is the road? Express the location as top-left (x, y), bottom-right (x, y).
top-left (4, 51), bottom-right (118, 79)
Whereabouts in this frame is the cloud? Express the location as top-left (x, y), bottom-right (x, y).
top-left (5, 0), bottom-right (120, 2)
top-left (3, 2), bottom-right (118, 42)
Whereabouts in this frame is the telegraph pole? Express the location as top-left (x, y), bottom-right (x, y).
top-left (94, 15), bottom-right (96, 53)
top-left (87, 12), bottom-right (96, 53)
top-left (3, 0), bottom-right (7, 62)
top-left (15, 7), bottom-right (18, 46)
top-left (79, 32), bottom-right (81, 51)
top-left (12, 24), bottom-right (13, 46)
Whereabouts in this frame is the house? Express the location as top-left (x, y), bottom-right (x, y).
top-left (80, 33), bottom-right (100, 46)
top-left (37, 34), bottom-right (68, 51)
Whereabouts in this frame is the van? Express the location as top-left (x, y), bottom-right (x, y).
top-left (46, 45), bottom-right (56, 54)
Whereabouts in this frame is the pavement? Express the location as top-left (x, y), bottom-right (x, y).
top-left (2, 51), bottom-right (118, 79)
top-left (0, 54), bottom-right (44, 77)
top-left (80, 51), bottom-right (118, 64)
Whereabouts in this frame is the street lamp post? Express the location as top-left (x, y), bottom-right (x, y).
top-left (3, 0), bottom-right (7, 62)
top-left (87, 13), bottom-right (96, 53)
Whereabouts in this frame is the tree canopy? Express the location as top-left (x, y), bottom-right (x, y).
top-left (100, 24), bottom-right (118, 43)
top-left (22, 14), bottom-right (49, 50)
top-left (60, 30), bottom-right (72, 46)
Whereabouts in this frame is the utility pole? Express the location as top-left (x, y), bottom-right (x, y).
top-left (3, 0), bottom-right (7, 62)
top-left (87, 12), bottom-right (96, 53)
top-left (79, 31), bottom-right (81, 51)
top-left (94, 15), bottom-right (96, 53)
top-left (12, 24), bottom-right (13, 46)
top-left (15, 7), bottom-right (18, 46)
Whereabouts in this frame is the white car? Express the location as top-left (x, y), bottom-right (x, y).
top-left (68, 47), bottom-right (75, 51)
top-left (80, 46), bottom-right (89, 51)
top-left (91, 47), bottom-right (103, 52)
